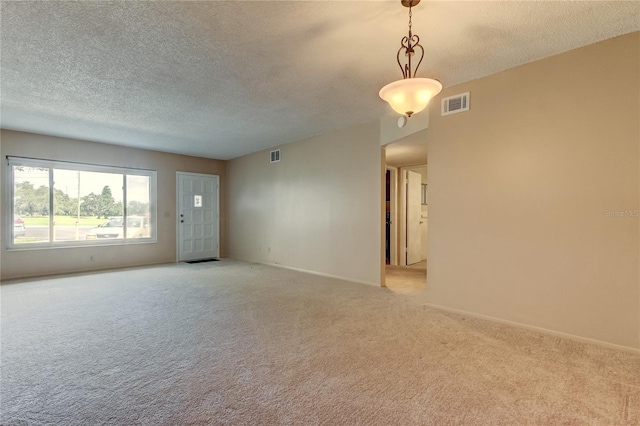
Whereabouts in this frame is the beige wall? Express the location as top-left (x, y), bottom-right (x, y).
top-left (426, 32), bottom-right (640, 349)
top-left (0, 130), bottom-right (227, 280)
top-left (227, 121), bottom-right (382, 286)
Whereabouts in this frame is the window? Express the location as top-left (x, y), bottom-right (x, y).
top-left (7, 157), bottom-right (156, 248)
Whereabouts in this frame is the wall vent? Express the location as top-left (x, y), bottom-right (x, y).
top-left (270, 149), bottom-right (281, 163)
top-left (441, 92), bottom-right (470, 116)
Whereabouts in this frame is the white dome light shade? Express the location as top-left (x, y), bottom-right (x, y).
top-left (379, 78), bottom-right (443, 117)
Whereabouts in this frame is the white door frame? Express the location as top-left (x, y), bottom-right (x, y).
top-left (400, 168), bottom-right (408, 266)
top-left (405, 170), bottom-right (422, 265)
top-left (176, 171), bottom-right (220, 262)
top-left (400, 166), bottom-right (427, 266)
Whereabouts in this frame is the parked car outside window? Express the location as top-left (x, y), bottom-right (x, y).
top-left (14, 215), bottom-right (26, 237)
top-left (85, 216), bottom-right (150, 240)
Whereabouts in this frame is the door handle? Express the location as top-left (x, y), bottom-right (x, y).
top-left (180, 220), bottom-right (184, 223)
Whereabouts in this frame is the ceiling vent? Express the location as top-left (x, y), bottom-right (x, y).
top-left (270, 149), bottom-right (281, 163)
top-left (441, 92), bottom-right (470, 116)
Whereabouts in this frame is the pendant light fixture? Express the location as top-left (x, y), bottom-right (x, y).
top-left (379, 0), bottom-right (442, 117)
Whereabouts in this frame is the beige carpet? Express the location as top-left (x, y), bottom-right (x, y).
top-left (1, 260), bottom-right (639, 425)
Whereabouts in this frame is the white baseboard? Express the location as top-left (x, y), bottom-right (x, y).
top-left (228, 256), bottom-right (381, 287)
top-left (423, 302), bottom-right (640, 355)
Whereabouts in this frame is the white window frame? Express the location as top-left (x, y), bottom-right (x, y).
top-left (6, 156), bottom-right (157, 250)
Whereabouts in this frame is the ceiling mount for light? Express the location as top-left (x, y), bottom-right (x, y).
top-left (379, 0), bottom-right (442, 118)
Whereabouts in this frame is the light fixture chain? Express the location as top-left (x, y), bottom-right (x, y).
top-left (395, 0), bottom-right (425, 80)
top-left (407, 0), bottom-right (413, 78)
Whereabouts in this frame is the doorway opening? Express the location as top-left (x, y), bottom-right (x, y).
top-left (383, 131), bottom-right (427, 294)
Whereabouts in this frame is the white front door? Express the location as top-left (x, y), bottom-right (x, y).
top-left (177, 172), bottom-right (219, 261)
top-left (406, 170), bottom-right (422, 265)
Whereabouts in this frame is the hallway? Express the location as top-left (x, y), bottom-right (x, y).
top-left (384, 260), bottom-right (426, 295)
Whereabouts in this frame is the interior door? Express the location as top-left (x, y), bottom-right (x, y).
top-left (177, 172), bottom-right (219, 261)
top-left (406, 170), bottom-right (422, 265)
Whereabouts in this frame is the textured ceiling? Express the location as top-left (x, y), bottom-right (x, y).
top-left (2, 1), bottom-right (639, 160)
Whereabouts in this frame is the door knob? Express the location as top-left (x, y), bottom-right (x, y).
top-left (180, 220), bottom-right (184, 223)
